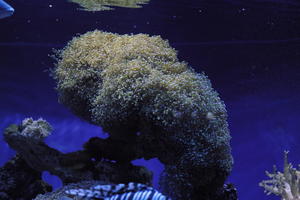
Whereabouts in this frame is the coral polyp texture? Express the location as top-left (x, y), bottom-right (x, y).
top-left (68, 0), bottom-right (150, 11)
top-left (259, 151), bottom-right (300, 200)
top-left (53, 30), bottom-right (233, 199)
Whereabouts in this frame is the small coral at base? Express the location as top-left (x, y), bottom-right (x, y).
top-left (65, 182), bottom-right (171, 200)
top-left (259, 151), bottom-right (300, 200)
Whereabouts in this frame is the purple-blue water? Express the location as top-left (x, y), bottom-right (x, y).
top-left (1, 0), bottom-right (300, 199)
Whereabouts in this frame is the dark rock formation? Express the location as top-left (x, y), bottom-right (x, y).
top-left (3, 118), bottom-right (153, 187)
top-left (0, 155), bottom-right (52, 200)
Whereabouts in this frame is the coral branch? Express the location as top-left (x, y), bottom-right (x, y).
top-left (259, 151), bottom-right (300, 200)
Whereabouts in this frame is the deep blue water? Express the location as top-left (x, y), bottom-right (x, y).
top-left (1, 0), bottom-right (300, 199)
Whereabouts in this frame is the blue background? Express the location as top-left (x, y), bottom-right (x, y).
top-left (1, 0), bottom-right (300, 199)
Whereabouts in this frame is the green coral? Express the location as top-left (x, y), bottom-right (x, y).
top-left (53, 30), bottom-right (233, 199)
top-left (68, 0), bottom-right (150, 11)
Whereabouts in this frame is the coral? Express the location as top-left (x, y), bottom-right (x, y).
top-left (53, 30), bottom-right (233, 199)
top-left (4, 118), bottom-right (153, 185)
top-left (34, 181), bottom-right (172, 200)
top-left (34, 181), bottom-right (168, 200)
top-left (34, 180), bottom-right (106, 200)
top-left (259, 151), bottom-right (300, 200)
top-left (68, 0), bottom-right (150, 11)
top-left (65, 182), bottom-right (171, 199)
top-left (19, 118), bottom-right (52, 139)
top-left (0, 155), bottom-right (52, 200)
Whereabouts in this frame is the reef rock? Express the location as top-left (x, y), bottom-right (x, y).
top-left (0, 155), bottom-right (52, 200)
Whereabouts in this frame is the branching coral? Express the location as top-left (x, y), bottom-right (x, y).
top-left (68, 0), bottom-right (149, 11)
top-left (259, 151), bottom-right (300, 200)
top-left (53, 30), bottom-right (233, 199)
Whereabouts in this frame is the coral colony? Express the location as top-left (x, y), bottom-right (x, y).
top-left (68, 0), bottom-right (150, 11)
top-left (65, 182), bottom-right (172, 199)
top-left (0, 31), bottom-right (237, 200)
top-left (260, 151), bottom-right (300, 200)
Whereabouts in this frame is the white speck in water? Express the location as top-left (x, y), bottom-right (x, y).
top-left (238, 7), bottom-right (246, 13)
